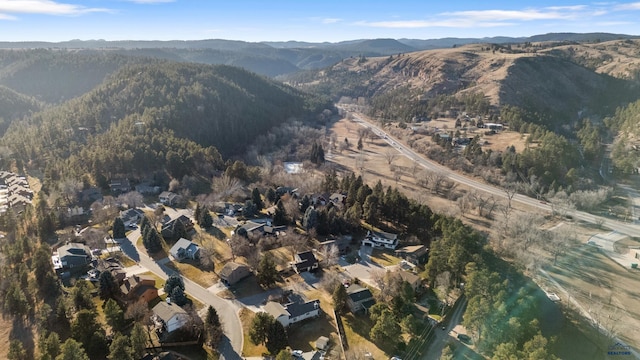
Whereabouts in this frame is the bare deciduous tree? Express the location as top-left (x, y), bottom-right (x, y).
top-left (118, 191), bottom-right (144, 209)
top-left (59, 178), bottom-right (83, 206)
top-left (383, 149), bottom-right (398, 165)
top-left (355, 153), bottom-right (367, 174)
top-left (211, 175), bottom-right (243, 202)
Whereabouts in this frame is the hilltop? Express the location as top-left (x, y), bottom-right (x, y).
top-left (290, 40), bottom-right (640, 125)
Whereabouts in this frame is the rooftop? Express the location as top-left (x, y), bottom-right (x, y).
top-left (153, 301), bottom-right (187, 323)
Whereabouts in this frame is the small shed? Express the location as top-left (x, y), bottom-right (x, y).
top-left (316, 336), bottom-right (330, 351)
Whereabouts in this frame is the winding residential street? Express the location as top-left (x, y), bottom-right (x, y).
top-left (348, 112), bottom-right (640, 237)
top-left (119, 229), bottom-right (244, 360)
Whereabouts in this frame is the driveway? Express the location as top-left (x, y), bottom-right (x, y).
top-left (587, 231), bottom-right (638, 268)
top-left (338, 246), bottom-right (383, 289)
top-left (122, 229), bottom-right (244, 360)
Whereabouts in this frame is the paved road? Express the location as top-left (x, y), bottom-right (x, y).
top-left (119, 230), bottom-right (244, 360)
top-left (418, 297), bottom-right (468, 360)
top-left (347, 112), bottom-right (640, 237)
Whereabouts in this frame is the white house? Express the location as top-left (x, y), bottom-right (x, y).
top-left (264, 299), bottom-right (320, 327)
top-left (152, 301), bottom-right (189, 333)
top-left (361, 230), bottom-right (398, 250)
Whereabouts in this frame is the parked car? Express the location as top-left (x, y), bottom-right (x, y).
top-left (457, 334), bottom-right (471, 343)
top-left (292, 350), bottom-right (303, 358)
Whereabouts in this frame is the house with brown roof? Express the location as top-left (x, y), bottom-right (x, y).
top-left (121, 274), bottom-right (158, 304)
top-left (395, 244), bottom-right (429, 265)
top-left (219, 262), bottom-right (252, 286)
top-left (396, 270), bottom-right (422, 292)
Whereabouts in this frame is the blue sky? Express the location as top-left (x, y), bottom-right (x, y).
top-left (1, 0), bottom-right (640, 42)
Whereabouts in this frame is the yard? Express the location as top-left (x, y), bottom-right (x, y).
top-left (165, 259), bottom-right (218, 288)
top-left (341, 313), bottom-right (389, 359)
top-left (369, 249), bottom-right (402, 267)
top-left (543, 242), bottom-right (640, 353)
top-left (239, 307), bottom-right (268, 357)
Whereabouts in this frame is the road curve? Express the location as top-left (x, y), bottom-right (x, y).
top-left (121, 230), bottom-right (244, 360)
top-left (348, 112), bottom-right (640, 237)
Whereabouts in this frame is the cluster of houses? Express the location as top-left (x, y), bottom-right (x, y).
top-left (0, 171), bottom-right (33, 213)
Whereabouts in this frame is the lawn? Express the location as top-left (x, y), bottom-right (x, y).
top-left (165, 259), bottom-right (218, 288)
top-left (341, 313), bottom-right (388, 360)
top-left (544, 242), bottom-right (640, 350)
top-left (370, 249), bottom-right (402, 267)
top-left (239, 307), bottom-right (268, 357)
top-left (288, 287), bottom-right (340, 353)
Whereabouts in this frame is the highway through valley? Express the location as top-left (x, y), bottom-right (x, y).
top-left (348, 112), bottom-right (640, 237)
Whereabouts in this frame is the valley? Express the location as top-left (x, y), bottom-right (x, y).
top-left (1, 31), bottom-right (640, 360)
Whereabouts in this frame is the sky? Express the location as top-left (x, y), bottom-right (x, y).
top-left (1, 0), bottom-right (640, 42)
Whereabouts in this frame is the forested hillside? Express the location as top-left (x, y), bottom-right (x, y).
top-left (0, 50), bottom-right (142, 103)
top-left (2, 61), bottom-right (328, 187)
top-left (0, 85), bottom-right (41, 134)
top-left (608, 99), bottom-right (640, 173)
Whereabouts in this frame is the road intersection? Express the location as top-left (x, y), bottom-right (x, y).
top-left (119, 228), bottom-right (244, 360)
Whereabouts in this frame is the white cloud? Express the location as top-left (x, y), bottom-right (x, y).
top-left (355, 19), bottom-right (512, 29)
top-left (443, 9), bottom-right (581, 22)
top-left (596, 21), bottom-right (634, 26)
top-left (0, 0), bottom-right (109, 15)
top-left (356, 4), bottom-right (619, 29)
top-left (615, 2), bottom-right (640, 10)
top-left (0, 12), bottom-right (17, 19)
top-left (322, 18), bottom-right (341, 24)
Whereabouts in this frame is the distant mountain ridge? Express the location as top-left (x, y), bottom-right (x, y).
top-left (0, 33), bottom-right (636, 79)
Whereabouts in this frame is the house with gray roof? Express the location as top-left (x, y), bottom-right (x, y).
top-left (264, 299), bottom-right (321, 327)
top-left (169, 238), bottom-right (200, 261)
top-left (53, 243), bottom-right (92, 270)
top-left (152, 301), bottom-right (189, 333)
top-left (346, 284), bottom-right (375, 313)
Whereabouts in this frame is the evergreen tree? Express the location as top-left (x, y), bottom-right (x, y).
top-left (130, 323), bottom-right (147, 358)
top-left (243, 200), bottom-right (257, 218)
top-left (257, 255), bottom-right (278, 287)
top-left (56, 339), bottom-right (89, 360)
top-left (170, 286), bottom-right (188, 306)
top-left (302, 206), bottom-right (318, 230)
top-left (204, 305), bottom-right (223, 347)
top-left (252, 187), bottom-right (264, 211)
top-left (299, 194), bottom-right (311, 213)
top-left (7, 340), bottom-right (27, 360)
top-left (249, 312), bottom-right (273, 345)
top-left (193, 203), bottom-right (202, 226)
top-left (199, 209), bottom-right (213, 229)
top-left (40, 331), bottom-right (61, 360)
top-left (104, 299), bottom-right (124, 332)
top-left (266, 320), bottom-right (288, 354)
top-left (112, 217), bottom-right (126, 238)
top-left (142, 227), bottom-right (163, 253)
top-left (98, 271), bottom-right (119, 299)
top-left (273, 199), bottom-right (288, 226)
top-left (171, 217), bottom-right (188, 241)
top-left (107, 334), bottom-right (132, 360)
top-left (332, 283), bottom-right (347, 314)
top-left (266, 187), bottom-right (277, 204)
top-left (140, 215), bottom-right (151, 234)
top-left (164, 275), bottom-right (185, 295)
top-left (71, 309), bottom-right (103, 353)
